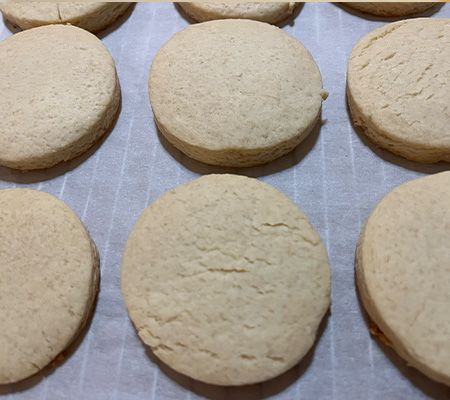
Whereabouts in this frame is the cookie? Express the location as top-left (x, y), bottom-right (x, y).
top-left (0, 24), bottom-right (120, 170)
top-left (149, 19), bottom-right (326, 167)
top-left (347, 18), bottom-right (450, 163)
top-left (0, 2), bottom-right (132, 33)
top-left (342, 2), bottom-right (438, 17)
top-left (121, 174), bottom-right (330, 385)
top-left (357, 172), bottom-right (450, 386)
top-left (178, 2), bottom-right (297, 24)
top-left (0, 189), bottom-right (99, 384)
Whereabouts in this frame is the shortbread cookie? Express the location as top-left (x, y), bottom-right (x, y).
top-left (149, 19), bottom-right (326, 167)
top-left (347, 19), bottom-right (450, 163)
top-left (178, 2), bottom-right (297, 24)
top-left (0, 189), bottom-right (99, 384)
top-left (0, 2), bottom-right (132, 32)
top-left (122, 174), bottom-right (330, 385)
top-left (0, 24), bottom-right (120, 170)
top-left (357, 172), bottom-right (450, 386)
top-left (343, 2), bottom-right (438, 17)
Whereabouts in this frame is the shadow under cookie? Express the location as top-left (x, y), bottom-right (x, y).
top-left (335, 2), bottom-right (444, 21)
top-left (345, 93), bottom-right (450, 175)
top-left (141, 310), bottom-right (330, 400)
top-left (155, 116), bottom-right (324, 178)
top-left (354, 275), bottom-right (450, 400)
top-left (0, 95), bottom-right (122, 184)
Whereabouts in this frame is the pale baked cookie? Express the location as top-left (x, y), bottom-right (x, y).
top-left (149, 19), bottom-right (326, 167)
top-left (0, 189), bottom-right (99, 384)
top-left (347, 19), bottom-right (450, 163)
top-left (178, 2), bottom-right (298, 24)
top-left (0, 24), bottom-right (120, 170)
top-left (357, 172), bottom-right (450, 386)
top-left (0, 2), bottom-right (132, 33)
top-left (342, 2), bottom-right (438, 17)
top-left (122, 174), bottom-right (330, 385)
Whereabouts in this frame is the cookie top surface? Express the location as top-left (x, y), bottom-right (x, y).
top-left (0, 2), bottom-right (131, 32)
top-left (343, 2), bottom-right (438, 17)
top-left (178, 2), bottom-right (296, 23)
top-left (0, 189), bottom-right (99, 384)
top-left (347, 18), bottom-right (450, 162)
top-left (357, 172), bottom-right (450, 385)
top-left (0, 24), bottom-right (118, 170)
top-left (121, 174), bottom-right (330, 385)
top-left (149, 19), bottom-right (325, 167)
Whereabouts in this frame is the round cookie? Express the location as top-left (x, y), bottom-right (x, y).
top-left (0, 24), bottom-right (120, 170)
top-left (0, 2), bottom-right (132, 33)
top-left (357, 172), bottom-right (450, 386)
top-left (178, 2), bottom-right (297, 24)
top-left (149, 19), bottom-right (326, 167)
top-left (347, 18), bottom-right (450, 163)
top-left (342, 2), bottom-right (438, 17)
top-left (121, 174), bottom-right (331, 386)
top-left (0, 189), bottom-right (99, 384)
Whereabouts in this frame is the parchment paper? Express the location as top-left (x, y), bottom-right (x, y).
top-left (1, 2), bottom-right (450, 399)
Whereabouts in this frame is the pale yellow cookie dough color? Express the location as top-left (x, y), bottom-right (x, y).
top-left (0, 189), bottom-right (99, 384)
top-left (178, 2), bottom-right (297, 24)
top-left (347, 18), bottom-right (450, 163)
top-left (0, 24), bottom-right (120, 170)
top-left (122, 174), bottom-right (331, 386)
top-left (357, 172), bottom-right (450, 386)
top-left (0, 2), bottom-right (132, 32)
top-left (149, 19), bottom-right (326, 167)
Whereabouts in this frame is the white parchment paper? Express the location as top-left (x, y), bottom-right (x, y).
top-left (1, 2), bottom-right (450, 399)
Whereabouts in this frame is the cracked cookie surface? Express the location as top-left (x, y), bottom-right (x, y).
top-left (0, 2), bottom-right (132, 33)
top-left (357, 172), bottom-right (450, 385)
top-left (149, 19), bottom-right (326, 167)
top-left (0, 189), bottom-right (99, 384)
top-left (347, 18), bottom-right (450, 163)
top-left (121, 174), bottom-right (330, 385)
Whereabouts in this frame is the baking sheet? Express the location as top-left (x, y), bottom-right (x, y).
top-left (1, 2), bottom-right (450, 399)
